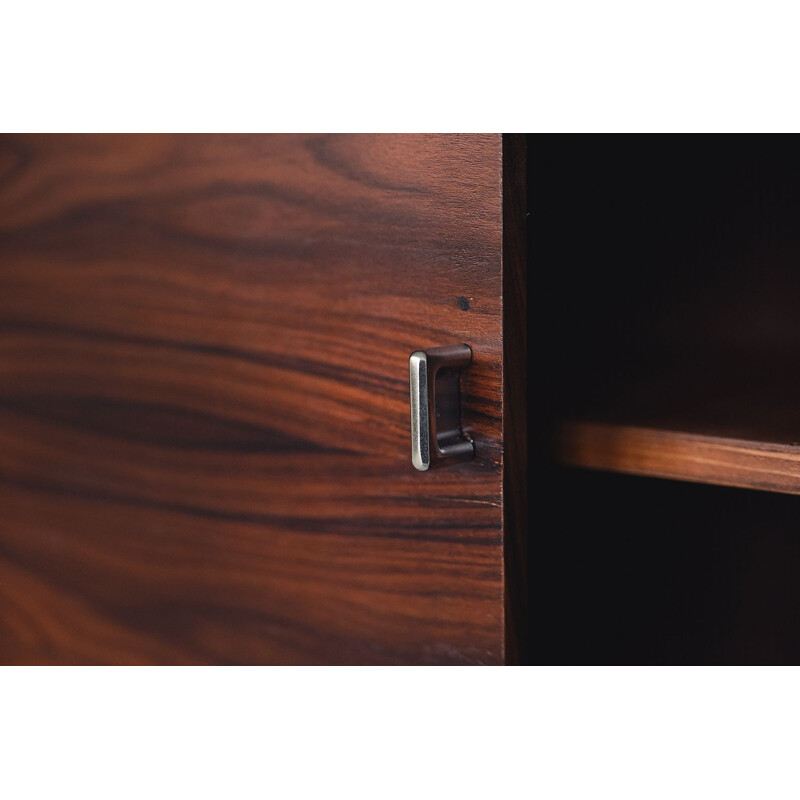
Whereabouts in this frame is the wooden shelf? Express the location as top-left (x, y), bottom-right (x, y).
top-left (557, 420), bottom-right (800, 496)
top-left (555, 358), bottom-right (800, 496)
top-left (532, 138), bottom-right (800, 501)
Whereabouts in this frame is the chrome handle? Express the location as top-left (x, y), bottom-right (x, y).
top-left (409, 344), bottom-right (474, 471)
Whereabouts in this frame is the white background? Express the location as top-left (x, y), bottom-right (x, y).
top-left (4, 0), bottom-right (800, 131)
top-left (3, 668), bottom-right (800, 798)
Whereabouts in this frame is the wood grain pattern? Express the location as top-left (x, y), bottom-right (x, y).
top-left (553, 351), bottom-right (800, 497)
top-left (0, 134), bottom-right (511, 664)
top-left (558, 420), bottom-right (800, 497)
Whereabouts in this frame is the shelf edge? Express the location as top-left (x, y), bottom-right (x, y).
top-left (557, 420), bottom-right (800, 496)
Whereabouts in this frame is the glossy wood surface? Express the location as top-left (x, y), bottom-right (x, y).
top-left (558, 421), bottom-right (800, 496)
top-left (556, 355), bottom-right (800, 496)
top-left (0, 134), bottom-right (511, 664)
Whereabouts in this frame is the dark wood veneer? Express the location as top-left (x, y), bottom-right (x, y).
top-left (0, 134), bottom-right (516, 664)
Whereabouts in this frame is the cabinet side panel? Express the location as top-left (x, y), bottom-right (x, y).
top-left (502, 134), bottom-right (527, 664)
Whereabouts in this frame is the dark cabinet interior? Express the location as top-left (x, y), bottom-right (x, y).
top-left (529, 135), bottom-right (800, 663)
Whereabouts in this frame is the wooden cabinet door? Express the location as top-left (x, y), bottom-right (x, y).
top-left (0, 134), bottom-right (525, 664)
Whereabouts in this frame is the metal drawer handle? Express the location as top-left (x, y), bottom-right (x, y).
top-left (409, 344), bottom-right (475, 471)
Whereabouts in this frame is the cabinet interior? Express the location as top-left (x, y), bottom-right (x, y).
top-left (530, 135), bottom-right (800, 662)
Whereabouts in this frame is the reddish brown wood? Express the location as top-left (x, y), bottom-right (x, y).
top-left (0, 134), bottom-right (515, 665)
top-left (558, 420), bottom-right (800, 496)
top-left (555, 353), bottom-right (800, 496)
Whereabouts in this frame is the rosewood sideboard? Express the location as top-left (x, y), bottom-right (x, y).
top-left (0, 134), bottom-right (527, 664)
